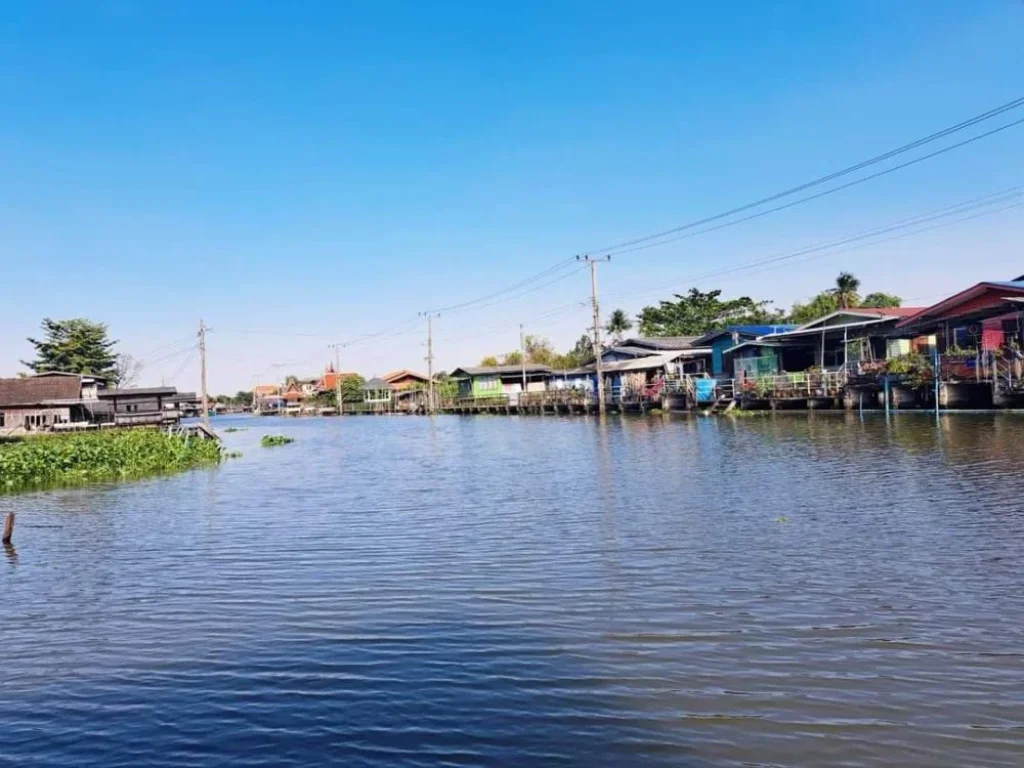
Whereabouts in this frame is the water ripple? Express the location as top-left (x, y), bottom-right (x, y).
top-left (2, 413), bottom-right (1023, 766)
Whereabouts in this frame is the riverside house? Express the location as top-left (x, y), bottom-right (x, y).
top-left (0, 373), bottom-right (103, 433)
top-left (98, 387), bottom-right (194, 427)
top-left (449, 365), bottom-right (552, 404)
top-left (725, 308), bottom-right (923, 383)
top-left (692, 325), bottom-right (797, 377)
top-left (894, 278), bottom-right (1024, 406)
top-left (0, 373), bottom-right (191, 434)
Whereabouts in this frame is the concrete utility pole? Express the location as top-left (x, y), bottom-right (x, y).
top-left (578, 255), bottom-right (611, 415)
top-left (422, 312), bottom-right (439, 413)
top-left (330, 342), bottom-right (344, 415)
top-left (198, 319), bottom-right (210, 427)
top-left (520, 323), bottom-right (527, 391)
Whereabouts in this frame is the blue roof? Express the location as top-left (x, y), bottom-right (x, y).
top-left (694, 324), bottom-right (797, 345)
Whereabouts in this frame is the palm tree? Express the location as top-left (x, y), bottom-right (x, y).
top-left (605, 309), bottom-right (633, 342)
top-left (831, 272), bottom-right (861, 310)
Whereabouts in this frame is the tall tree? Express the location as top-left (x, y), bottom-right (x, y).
top-left (605, 309), bottom-right (633, 342)
top-left (23, 318), bottom-right (118, 378)
top-left (860, 292), bottom-right (902, 308)
top-left (831, 272), bottom-right (861, 309)
top-left (638, 288), bottom-right (782, 336)
top-left (479, 355), bottom-right (499, 366)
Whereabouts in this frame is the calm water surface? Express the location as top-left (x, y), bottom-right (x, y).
top-left (2, 414), bottom-right (1023, 767)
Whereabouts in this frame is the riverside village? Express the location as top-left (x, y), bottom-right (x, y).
top-left (5, 13), bottom-right (1024, 767)
top-left (5, 274), bottom-right (1024, 437)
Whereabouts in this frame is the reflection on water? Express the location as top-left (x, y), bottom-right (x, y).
top-left (2, 413), bottom-right (1023, 767)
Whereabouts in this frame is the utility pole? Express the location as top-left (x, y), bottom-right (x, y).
top-left (421, 312), bottom-right (439, 413)
top-left (330, 343), bottom-right (344, 415)
top-left (578, 255), bottom-right (611, 415)
top-left (520, 323), bottom-right (527, 391)
top-left (198, 319), bottom-right (210, 427)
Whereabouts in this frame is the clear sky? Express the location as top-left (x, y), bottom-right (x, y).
top-left (2, 1), bottom-right (1022, 393)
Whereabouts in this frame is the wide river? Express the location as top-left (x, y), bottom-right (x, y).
top-left (2, 413), bottom-right (1022, 767)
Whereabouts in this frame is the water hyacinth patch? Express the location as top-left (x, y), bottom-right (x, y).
top-left (260, 435), bottom-right (295, 447)
top-left (0, 430), bottom-right (222, 493)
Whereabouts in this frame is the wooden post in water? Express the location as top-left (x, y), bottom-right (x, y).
top-left (2, 513), bottom-right (14, 545)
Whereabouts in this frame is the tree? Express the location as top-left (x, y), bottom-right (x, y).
top-left (23, 318), bottom-right (118, 378)
top-left (788, 292), bottom-right (839, 325)
top-left (831, 272), bottom-right (861, 309)
top-left (605, 309), bottom-right (633, 342)
top-left (638, 288), bottom-right (782, 336)
top-left (524, 335), bottom-right (556, 365)
top-left (860, 292), bottom-right (902, 308)
top-left (480, 355), bottom-right (499, 366)
top-left (435, 373), bottom-right (458, 400)
top-left (339, 374), bottom-right (365, 403)
top-left (502, 350), bottom-right (523, 365)
top-left (112, 353), bottom-right (143, 388)
top-left (232, 390), bottom-right (251, 405)
top-left (567, 334), bottom-right (595, 366)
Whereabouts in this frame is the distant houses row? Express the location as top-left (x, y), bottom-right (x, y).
top-left (253, 369), bottom-right (433, 415)
top-left (275, 276), bottom-right (1024, 414)
top-left (245, 275), bottom-right (1024, 417)
top-left (0, 372), bottom-right (198, 436)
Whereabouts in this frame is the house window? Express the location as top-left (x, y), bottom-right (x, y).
top-left (0, 412), bottom-right (5, 427)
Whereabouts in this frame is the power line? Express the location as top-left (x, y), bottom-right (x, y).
top-left (164, 346), bottom-right (198, 383)
top-left (349, 96), bottom-right (1024, 340)
top-left (424, 259), bottom-right (579, 315)
top-left (591, 95), bottom-right (1024, 254)
top-left (602, 183), bottom-right (1024, 307)
top-left (141, 340), bottom-right (199, 368)
top-left (607, 116), bottom-right (1024, 257)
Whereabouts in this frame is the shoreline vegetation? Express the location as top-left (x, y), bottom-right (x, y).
top-left (0, 430), bottom-right (222, 494)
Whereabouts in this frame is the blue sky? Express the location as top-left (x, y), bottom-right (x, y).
top-left (1, 1), bottom-right (1022, 392)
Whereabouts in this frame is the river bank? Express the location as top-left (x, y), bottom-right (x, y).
top-left (0, 429), bottom-right (222, 493)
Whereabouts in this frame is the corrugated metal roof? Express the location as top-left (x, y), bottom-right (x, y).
top-left (361, 377), bottom-right (392, 390)
top-left (596, 351), bottom-right (687, 373)
top-left (623, 336), bottom-right (700, 350)
top-left (898, 281), bottom-right (1024, 327)
top-left (604, 345), bottom-right (660, 357)
top-left (986, 281), bottom-right (1024, 289)
top-left (762, 317), bottom-right (905, 339)
top-left (451, 365), bottom-right (553, 377)
top-left (99, 387), bottom-right (178, 398)
top-left (382, 369), bottom-right (429, 383)
top-left (0, 375), bottom-right (82, 407)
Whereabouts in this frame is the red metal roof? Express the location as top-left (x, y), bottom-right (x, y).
top-left (897, 282), bottom-right (1024, 328)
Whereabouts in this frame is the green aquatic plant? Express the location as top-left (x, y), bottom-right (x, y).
top-left (0, 430), bottom-right (222, 493)
top-left (223, 427), bottom-right (247, 433)
top-left (260, 435), bottom-right (295, 447)
top-left (753, 376), bottom-right (775, 399)
top-left (224, 451), bottom-right (243, 459)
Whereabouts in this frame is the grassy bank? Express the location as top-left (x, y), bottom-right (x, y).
top-left (0, 430), bottom-right (222, 493)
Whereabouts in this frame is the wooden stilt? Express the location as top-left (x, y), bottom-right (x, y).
top-left (2, 513), bottom-right (14, 545)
